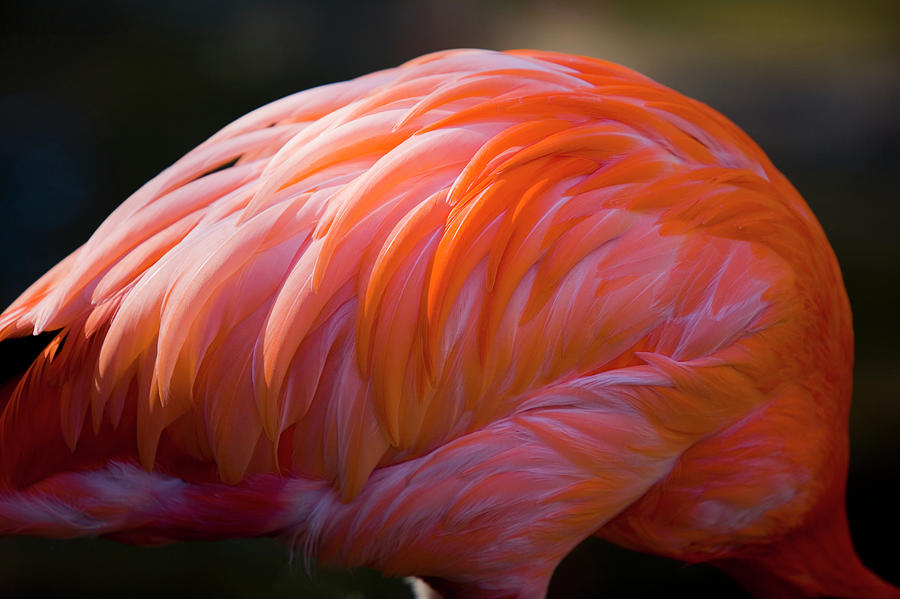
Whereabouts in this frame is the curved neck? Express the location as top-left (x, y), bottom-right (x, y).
top-left (717, 502), bottom-right (898, 599)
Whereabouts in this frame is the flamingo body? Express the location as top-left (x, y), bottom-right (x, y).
top-left (0, 49), bottom-right (895, 598)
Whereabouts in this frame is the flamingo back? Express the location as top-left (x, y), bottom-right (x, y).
top-left (1, 49), bottom-right (885, 598)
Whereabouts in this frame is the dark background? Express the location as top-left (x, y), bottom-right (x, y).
top-left (0, 1), bottom-right (898, 597)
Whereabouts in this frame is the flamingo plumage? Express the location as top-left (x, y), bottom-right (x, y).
top-left (0, 49), bottom-right (895, 598)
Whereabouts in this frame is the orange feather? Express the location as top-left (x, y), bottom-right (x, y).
top-left (0, 49), bottom-right (895, 599)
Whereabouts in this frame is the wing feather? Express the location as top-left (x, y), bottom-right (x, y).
top-left (1, 49), bottom-right (809, 504)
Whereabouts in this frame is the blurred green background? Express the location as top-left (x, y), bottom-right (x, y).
top-left (0, 1), bottom-right (897, 597)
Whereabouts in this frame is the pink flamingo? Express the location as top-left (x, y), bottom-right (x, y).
top-left (0, 49), bottom-right (895, 598)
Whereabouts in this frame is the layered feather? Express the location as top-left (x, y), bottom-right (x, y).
top-left (0, 48), bottom-right (866, 598)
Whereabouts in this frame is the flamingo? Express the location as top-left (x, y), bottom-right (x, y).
top-left (0, 48), bottom-right (895, 599)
